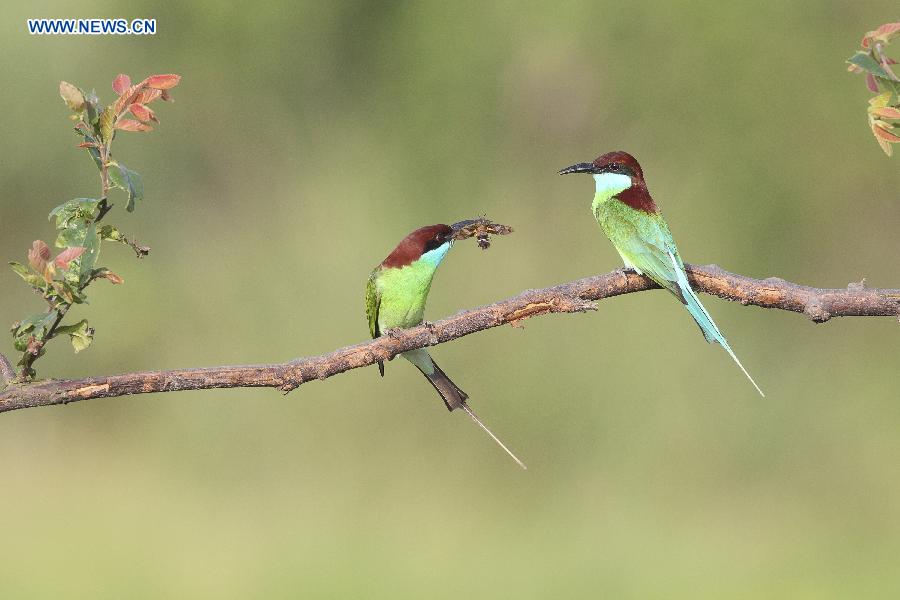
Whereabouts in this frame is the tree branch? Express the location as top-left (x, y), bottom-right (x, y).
top-left (2, 263), bottom-right (898, 414)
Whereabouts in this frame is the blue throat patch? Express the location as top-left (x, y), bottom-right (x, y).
top-left (593, 172), bottom-right (632, 197)
top-left (419, 241), bottom-right (451, 267)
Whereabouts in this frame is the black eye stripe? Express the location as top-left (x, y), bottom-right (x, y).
top-left (603, 163), bottom-right (633, 176)
top-left (424, 238), bottom-right (445, 252)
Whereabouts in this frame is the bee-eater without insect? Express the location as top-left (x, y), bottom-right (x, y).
top-left (559, 151), bottom-right (764, 396)
top-left (366, 224), bottom-right (526, 468)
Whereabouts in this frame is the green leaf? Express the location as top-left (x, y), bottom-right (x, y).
top-left (49, 198), bottom-right (100, 229)
top-left (869, 91), bottom-right (893, 109)
top-left (874, 75), bottom-right (900, 98)
top-left (49, 201), bottom-right (103, 279)
top-left (55, 319), bottom-right (93, 353)
top-left (9, 261), bottom-right (30, 278)
top-left (99, 225), bottom-right (149, 258)
top-left (78, 224), bottom-right (100, 282)
top-left (73, 330), bottom-right (92, 352)
top-left (84, 90), bottom-right (102, 129)
top-left (107, 162), bottom-right (144, 212)
top-left (98, 224), bottom-right (125, 242)
top-left (11, 312), bottom-right (57, 351)
top-left (9, 262), bottom-right (46, 289)
top-left (98, 106), bottom-right (116, 142)
top-left (62, 263), bottom-right (82, 286)
top-left (847, 51), bottom-right (892, 79)
top-left (55, 226), bottom-right (86, 249)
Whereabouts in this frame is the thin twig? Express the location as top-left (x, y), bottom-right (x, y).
top-left (1, 263), bottom-right (898, 414)
top-left (16, 131), bottom-right (118, 379)
top-left (0, 353), bottom-right (15, 385)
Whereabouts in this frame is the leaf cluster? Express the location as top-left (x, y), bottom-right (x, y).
top-left (847, 22), bottom-right (900, 156)
top-left (8, 73), bottom-right (180, 380)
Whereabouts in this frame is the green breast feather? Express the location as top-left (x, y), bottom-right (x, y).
top-left (365, 259), bottom-right (441, 340)
top-left (374, 261), bottom-right (438, 330)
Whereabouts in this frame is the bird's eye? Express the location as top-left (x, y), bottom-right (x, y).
top-left (424, 236), bottom-right (445, 252)
top-left (608, 163), bottom-right (619, 171)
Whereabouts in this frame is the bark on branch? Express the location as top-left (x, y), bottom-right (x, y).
top-left (1, 263), bottom-right (898, 414)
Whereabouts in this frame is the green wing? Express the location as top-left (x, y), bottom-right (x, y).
top-left (365, 270), bottom-right (381, 339)
top-left (365, 269), bottom-right (385, 376)
top-left (612, 209), bottom-right (727, 343)
top-left (613, 212), bottom-right (687, 304)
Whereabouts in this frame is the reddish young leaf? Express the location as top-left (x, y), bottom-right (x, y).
top-left (139, 88), bottom-right (162, 104)
top-left (112, 74), bottom-right (132, 95)
top-left (145, 74), bottom-right (181, 90)
top-left (27, 240), bottom-right (51, 269)
top-left (115, 119), bottom-right (154, 132)
top-left (872, 107), bottom-right (900, 119)
top-left (866, 73), bottom-right (879, 92)
top-left (77, 141), bottom-right (100, 149)
top-left (129, 103), bottom-right (158, 123)
top-left (54, 247), bottom-right (86, 269)
top-left (864, 22), bottom-right (900, 48)
top-left (100, 271), bottom-right (124, 285)
top-left (873, 123), bottom-right (900, 142)
top-left (874, 22), bottom-right (900, 42)
top-left (114, 88), bottom-right (138, 115)
top-left (35, 241), bottom-right (50, 261)
top-left (26, 255), bottom-right (46, 275)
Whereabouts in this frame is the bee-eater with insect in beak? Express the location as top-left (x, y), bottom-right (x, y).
top-left (558, 151), bottom-right (764, 396)
top-left (366, 224), bottom-right (527, 468)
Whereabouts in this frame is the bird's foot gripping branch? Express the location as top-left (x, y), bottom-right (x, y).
top-left (7, 73), bottom-right (181, 382)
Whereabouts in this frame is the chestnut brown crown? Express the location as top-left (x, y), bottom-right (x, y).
top-left (558, 151), bottom-right (658, 213)
top-left (591, 151), bottom-right (644, 181)
top-left (381, 224), bottom-right (453, 268)
top-left (558, 150), bottom-right (645, 181)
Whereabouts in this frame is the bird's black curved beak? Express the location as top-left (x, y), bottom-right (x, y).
top-left (557, 162), bottom-right (594, 175)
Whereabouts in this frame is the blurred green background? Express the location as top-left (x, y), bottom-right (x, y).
top-left (2, 1), bottom-right (899, 597)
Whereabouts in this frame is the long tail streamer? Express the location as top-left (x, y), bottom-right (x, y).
top-left (460, 402), bottom-right (527, 470)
